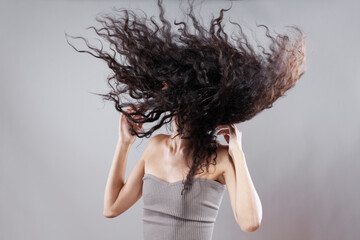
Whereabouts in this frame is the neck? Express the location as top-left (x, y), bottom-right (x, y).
top-left (169, 131), bottom-right (192, 154)
top-left (169, 116), bottom-right (193, 155)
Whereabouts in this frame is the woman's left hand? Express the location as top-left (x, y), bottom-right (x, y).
top-left (216, 123), bottom-right (243, 157)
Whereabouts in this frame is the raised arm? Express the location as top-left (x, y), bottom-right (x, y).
top-left (103, 107), bottom-right (145, 218)
top-left (217, 124), bottom-right (263, 232)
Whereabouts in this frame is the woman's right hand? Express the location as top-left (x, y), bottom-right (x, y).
top-left (118, 106), bottom-right (144, 145)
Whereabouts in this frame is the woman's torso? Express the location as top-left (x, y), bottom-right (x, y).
top-left (141, 134), bottom-right (228, 240)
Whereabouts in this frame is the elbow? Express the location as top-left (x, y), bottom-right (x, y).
top-left (240, 222), bottom-right (261, 232)
top-left (103, 210), bottom-right (115, 218)
top-left (103, 206), bottom-right (117, 218)
top-left (236, 213), bottom-right (262, 232)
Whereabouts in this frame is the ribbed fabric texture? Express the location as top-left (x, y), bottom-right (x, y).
top-left (142, 173), bottom-right (227, 240)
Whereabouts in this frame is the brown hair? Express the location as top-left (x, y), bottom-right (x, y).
top-left (66, 0), bottom-right (306, 194)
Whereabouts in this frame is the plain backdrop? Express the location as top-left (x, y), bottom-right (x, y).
top-left (1, 0), bottom-right (359, 239)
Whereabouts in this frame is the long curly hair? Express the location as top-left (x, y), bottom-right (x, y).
top-left (66, 0), bottom-right (306, 195)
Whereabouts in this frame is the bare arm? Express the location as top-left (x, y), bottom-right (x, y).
top-left (103, 140), bottom-right (131, 217)
top-left (217, 124), bottom-right (262, 232)
top-left (232, 149), bottom-right (262, 231)
top-left (103, 106), bottom-right (145, 218)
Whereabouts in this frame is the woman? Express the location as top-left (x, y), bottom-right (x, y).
top-left (66, 0), bottom-right (306, 238)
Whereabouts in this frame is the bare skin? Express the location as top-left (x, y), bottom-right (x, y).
top-left (103, 106), bottom-right (262, 232)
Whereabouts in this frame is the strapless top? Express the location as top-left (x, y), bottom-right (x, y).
top-left (141, 173), bottom-right (227, 240)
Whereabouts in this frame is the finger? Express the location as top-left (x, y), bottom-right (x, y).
top-left (121, 111), bottom-right (128, 121)
top-left (217, 129), bottom-right (230, 135)
top-left (135, 123), bottom-right (144, 132)
top-left (231, 124), bottom-right (242, 135)
top-left (216, 125), bottom-right (228, 130)
top-left (229, 123), bottom-right (237, 133)
top-left (127, 105), bottom-right (136, 112)
top-left (123, 107), bottom-right (131, 115)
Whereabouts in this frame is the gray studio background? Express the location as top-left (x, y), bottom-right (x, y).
top-left (1, 0), bottom-right (359, 239)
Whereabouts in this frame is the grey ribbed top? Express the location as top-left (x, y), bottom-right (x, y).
top-left (142, 173), bottom-right (227, 240)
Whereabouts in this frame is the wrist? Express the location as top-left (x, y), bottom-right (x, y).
top-left (117, 138), bottom-right (132, 147)
top-left (229, 146), bottom-right (244, 158)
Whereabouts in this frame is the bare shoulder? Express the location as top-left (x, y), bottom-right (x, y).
top-left (215, 143), bottom-right (232, 184)
top-left (146, 133), bottom-right (165, 146)
top-left (142, 133), bottom-right (167, 158)
top-left (215, 143), bottom-right (231, 166)
top-left (149, 133), bottom-right (168, 146)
